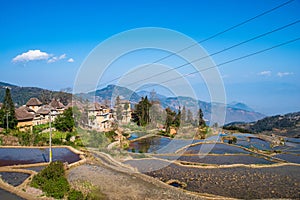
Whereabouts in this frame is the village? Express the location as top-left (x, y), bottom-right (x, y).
top-left (0, 97), bottom-right (132, 133)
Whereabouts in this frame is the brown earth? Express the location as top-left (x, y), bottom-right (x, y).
top-left (67, 151), bottom-right (229, 200)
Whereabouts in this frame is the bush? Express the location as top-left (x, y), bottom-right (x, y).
top-left (104, 131), bottom-right (116, 142)
top-left (68, 189), bottom-right (84, 200)
top-left (31, 161), bottom-right (70, 198)
top-left (42, 176), bottom-right (69, 199)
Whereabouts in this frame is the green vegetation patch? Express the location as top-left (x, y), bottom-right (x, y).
top-left (30, 161), bottom-right (87, 199)
top-left (31, 161), bottom-right (70, 199)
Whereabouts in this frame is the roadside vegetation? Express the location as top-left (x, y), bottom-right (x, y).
top-left (30, 161), bottom-right (105, 200)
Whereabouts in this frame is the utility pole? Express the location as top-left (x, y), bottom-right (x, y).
top-left (49, 112), bottom-right (52, 163)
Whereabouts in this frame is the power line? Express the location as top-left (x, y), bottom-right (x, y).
top-left (125, 19), bottom-right (300, 87)
top-left (142, 37), bottom-right (300, 88)
top-left (98, 0), bottom-right (295, 88)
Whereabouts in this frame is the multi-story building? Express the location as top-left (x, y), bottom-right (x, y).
top-left (87, 102), bottom-right (112, 131)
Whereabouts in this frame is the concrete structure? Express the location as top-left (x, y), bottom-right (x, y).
top-left (88, 102), bottom-right (112, 131)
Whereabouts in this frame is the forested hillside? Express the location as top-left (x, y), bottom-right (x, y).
top-left (0, 82), bottom-right (72, 106)
top-left (224, 112), bottom-right (300, 137)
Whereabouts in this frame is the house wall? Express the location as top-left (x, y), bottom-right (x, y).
top-left (17, 120), bottom-right (33, 131)
top-left (28, 105), bottom-right (41, 113)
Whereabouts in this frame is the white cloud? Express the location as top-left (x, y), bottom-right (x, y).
top-left (277, 72), bottom-right (293, 77)
top-left (258, 70), bottom-right (271, 76)
top-left (67, 58), bottom-right (74, 63)
top-left (59, 54), bottom-right (66, 60)
top-left (12, 50), bottom-right (50, 63)
top-left (47, 54), bottom-right (67, 63)
top-left (47, 56), bottom-right (58, 63)
top-left (13, 50), bottom-right (72, 64)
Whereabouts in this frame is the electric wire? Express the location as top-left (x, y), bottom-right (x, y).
top-left (97, 0), bottom-right (295, 88)
top-left (125, 19), bottom-right (300, 87)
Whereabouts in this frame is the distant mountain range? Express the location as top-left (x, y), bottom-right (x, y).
top-left (0, 82), bottom-right (265, 124)
top-left (85, 85), bottom-right (265, 124)
top-left (224, 112), bottom-right (300, 137)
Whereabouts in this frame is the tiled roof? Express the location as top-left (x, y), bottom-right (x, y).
top-left (26, 98), bottom-right (42, 106)
top-left (36, 105), bottom-right (53, 115)
top-left (49, 99), bottom-right (65, 109)
top-left (15, 106), bottom-right (34, 121)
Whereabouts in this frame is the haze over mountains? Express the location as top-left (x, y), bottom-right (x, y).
top-left (85, 84), bottom-right (266, 124)
top-left (0, 81), bottom-right (266, 124)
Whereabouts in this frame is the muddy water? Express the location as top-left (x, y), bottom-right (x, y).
top-left (0, 147), bottom-right (80, 167)
top-left (0, 188), bottom-right (24, 200)
top-left (0, 172), bottom-right (30, 187)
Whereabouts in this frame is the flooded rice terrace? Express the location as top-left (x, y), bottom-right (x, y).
top-left (128, 132), bottom-right (300, 164)
top-left (0, 147), bottom-right (81, 167)
top-left (124, 132), bottom-right (300, 198)
top-left (0, 147), bottom-right (82, 199)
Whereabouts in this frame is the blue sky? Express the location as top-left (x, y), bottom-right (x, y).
top-left (0, 0), bottom-right (299, 115)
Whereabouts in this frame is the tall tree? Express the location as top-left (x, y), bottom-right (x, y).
top-left (174, 107), bottom-right (181, 128)
top-left (165, 107), bottom-right (181, 133)
top-left (133, 96), bottom-right (151, 126)
top-left (123, 102), bottom-right (129, 122)
top-left (187, 109), bottom-right (193, 124)
top-left (165, 107), bottom-right (176, 133)
top-left (198, 108), bottom-right (206, 127)
top-left (181, 106), bottom-right (186, 124)
top-left (0, 88), bottom-right (18, 129)
top-left (115, 96), bottom-right (123, 121)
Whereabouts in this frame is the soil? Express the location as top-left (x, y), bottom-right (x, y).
top-left (67, 151), bottom-right (223, 200)
top-left (125, 159), bottom-right (300, 199)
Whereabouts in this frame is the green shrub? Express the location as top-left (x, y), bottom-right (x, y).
top-left (68, 189), bottom-right (84, 200)
top-left (42, 176), bottom-right (69, 199)
top-left (31, 161), bottom-right (70, 198)
top-left (104, 131), bottom-right (116, 142)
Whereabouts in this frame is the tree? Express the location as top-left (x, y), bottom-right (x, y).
top-left (181, 106), bottom-right (186, 124)
top-left (187, 109), bottom-right (193, 124)
top-left (115, 96), bottom-right (123, 121)
top-left (174, 107), bottom-right (181, 128)
top-left (165, 107), bottom-right (176, 133)
top-left (54, 108), bottom-right (75, 132)
top-left (164, 107), bottom-right (181, 133)
top-left (133, 96), bottom-right (152, 126)
top-left (123, 102), bottom-right (129, 123)
top-left (198, 108), bottom-right (206, 127)
top-left (0, 88), bottom-right (18, 129)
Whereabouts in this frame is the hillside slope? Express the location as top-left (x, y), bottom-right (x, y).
top-left (224, 112), bottom-right (300, 137)
top-left (0, 82), bottom-right (72, 106)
